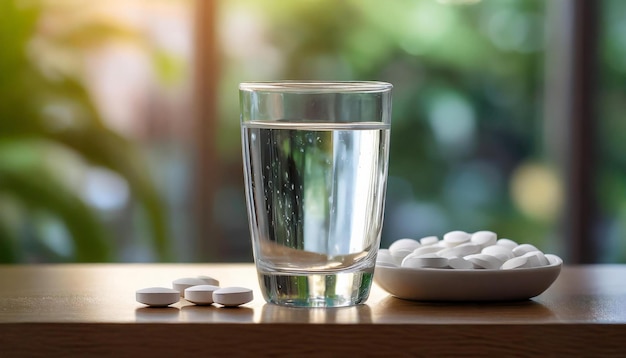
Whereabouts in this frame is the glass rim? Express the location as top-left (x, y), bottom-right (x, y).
top-left (239, 80), bottom-right (393, 93)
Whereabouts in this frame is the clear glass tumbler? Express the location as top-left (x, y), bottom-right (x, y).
top-left (239, 81), bottom-right (392, 307)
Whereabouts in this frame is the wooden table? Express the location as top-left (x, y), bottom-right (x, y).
top-left (1, 264), bottom-right (625, 356)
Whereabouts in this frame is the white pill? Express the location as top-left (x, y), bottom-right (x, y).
top-left (501, 256), bottom-right (531, 270)
top-left (448, 257), bottom-right (474, 269)
top-left (419, 236), bottom-right (439, 246)
top-left (213, 287), bottom-right (254, 307)
top-left (545, 254), bottom-right (562, 265)
top-left (184, 285), bottom-right (220, 305)
top-left (413, 245), bottom-right (444, 256)
top-left (493, 253), bottom-right (513, 262)
top-left (390, 248), bottom-right (414, 265)
top-left (173, 277), bottom-right (209, 296)
top-left (443, 231), bottom-right (471, 246)
top-left (512, 244), bottom-right (540, 257)
top-left (136, 287), bottom-right (180, 307)
top-left (402, 253), bottom-right (449, 269)
top-left (497, 238), bottom-right (519, 249)
top-left (481, 245), bottom-right (514, 260)
top-left (197, 275), bottom-right (220, 286)
top-left (437, 243), bottom-right (481, 258)
top-left (389, 238), bottom-right (421, 253)
top-left (521, 251), bottom-right (549, 267)
top-left (436, 248), bottom-right (459, 258)
top-left (376, 249), bottom-right (397, 266)
top-left (471, 231), bottom-right (497, 248)
top-left (464, 254), bottom-right (503, 269)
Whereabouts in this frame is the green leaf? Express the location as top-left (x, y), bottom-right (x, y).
top-left (0, 164), bottom-right (111, 262)
top-left (0, 0), bottom-right (172, 262)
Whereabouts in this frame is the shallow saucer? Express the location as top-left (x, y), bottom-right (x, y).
top-left (373, 254), bottom-right (562, 302)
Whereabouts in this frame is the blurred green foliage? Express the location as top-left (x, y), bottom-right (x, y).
top-left (3, 0), bottom-right (623, 263)
top-left (220, 0), bottom-right (552, 250)
top-left (0, 0), bottom-right (170, 262)
top-left (598, 0), bottom-right (626, 262)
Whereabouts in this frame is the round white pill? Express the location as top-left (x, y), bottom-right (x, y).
top-left (402, 253), bottom-right (449, 269)
top-left (376, 249), bottom-right (397, 266)
top-left (389, 238), bottom-right (421, 253)
top-left (496, 238), bottom-right (519, 249)
top-left (184, 285), bottom-right (220, 305)
top-left (481, 245), bottom-right (514, 260)
top-left (545, 254), bottom-right (561, 265)
top-left (173, 277), bottom-right (209, 296)
top-left (471, 231), bottom-right (497, 248)
top-left (464, 253), bottom-right (503, 269)
top-left (197, 275), bottom-right (220, 286)
top-left (448, 257), bottom-right (474, 269)
top-left (419, 236), bottom-right (439, 246)
top-left (213, 287), bottom-right (254, 307)
top-left (501, 256), bottom-right (531, 270)
top-left (136, 287), bottom-right (180, 307)
top-left (436, 248), bottom-right (459, 258)
top-left (521, 251), bottom-right (549, 267)
top-left (512, 244), bottom-right (540, 257)
top-left (438, 242), bottom-right (481, 258)
top-left (390, 248), bottom-right (414, 265)
top-left (443, 231), bottom-right (471, 246)
top-left (413, 245), bottom-right (444, 256)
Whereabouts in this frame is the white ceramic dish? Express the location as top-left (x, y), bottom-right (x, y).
top-left (374, 254), bottom-right (562, 302)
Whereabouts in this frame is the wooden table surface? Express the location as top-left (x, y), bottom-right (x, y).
top-left (1, 264), bottom-right (625, 356)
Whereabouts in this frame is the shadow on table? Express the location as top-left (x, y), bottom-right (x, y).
top-left (135, 305), bottom-right (254, 323)
top-left (371, 296), bottom-right (558, 323)
top-left (135, 307), bottom-right (180, 322)
top-left (260, 303), bottom-right (372, 323)
top-left (180, 305), bottom-right (254, 323)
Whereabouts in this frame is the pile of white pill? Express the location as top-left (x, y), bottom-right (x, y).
top-left (136, 275), bottom-right (253, 308)
top-left (377, 230), bottom-right (557, 270)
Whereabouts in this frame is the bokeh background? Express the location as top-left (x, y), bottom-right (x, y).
top-left (1, 0), bottom-right (624, 263)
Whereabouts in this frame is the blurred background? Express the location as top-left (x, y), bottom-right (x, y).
top-left (1, 0), bottom-right (624, 264)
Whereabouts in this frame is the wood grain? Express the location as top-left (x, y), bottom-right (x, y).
top-left (1, 264), bottom-right (625, 356)
top-left (2, 324), bottom-right (625, 357)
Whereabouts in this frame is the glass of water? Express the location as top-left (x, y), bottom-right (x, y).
top-left (239, 81), bottom-right (392, 307)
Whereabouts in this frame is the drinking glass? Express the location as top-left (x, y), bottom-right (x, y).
top-left (240, 81), bottom-right (392, 307)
